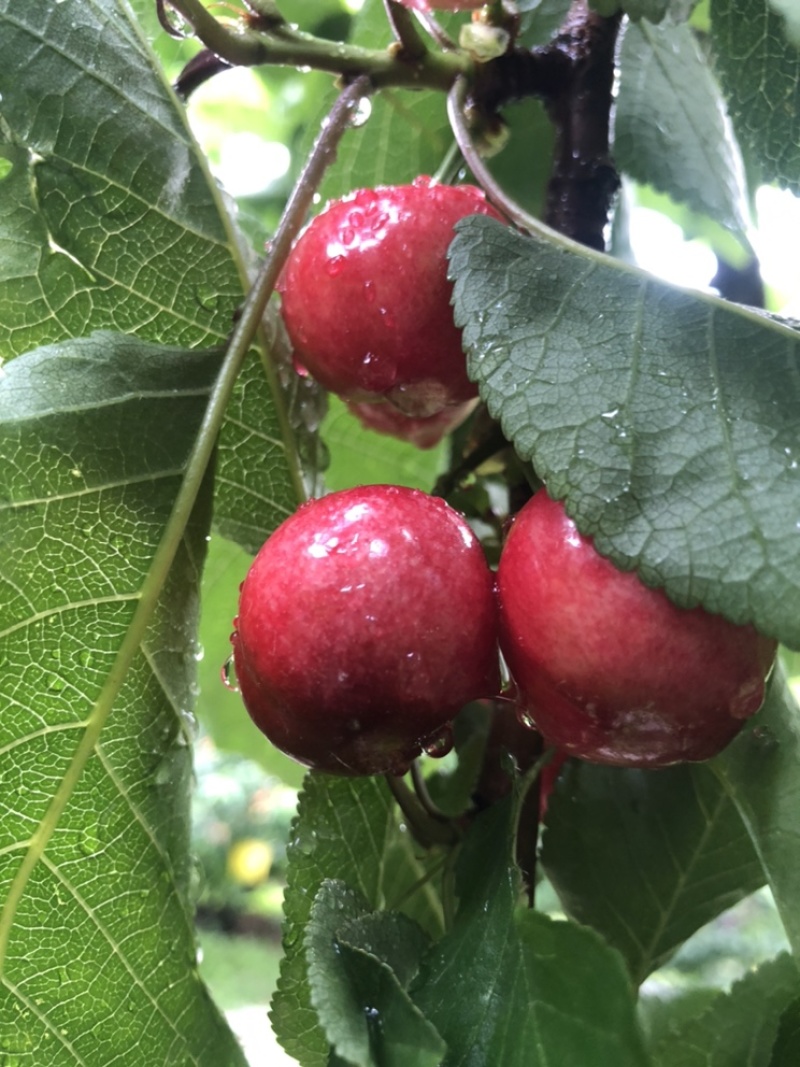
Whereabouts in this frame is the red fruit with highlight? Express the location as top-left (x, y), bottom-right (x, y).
top-left (497, 490), bottom-right (777, 767)
top-left (278, 178), bottom-right (505, 417)
top-left (233, 485), bottom-right (499, 776)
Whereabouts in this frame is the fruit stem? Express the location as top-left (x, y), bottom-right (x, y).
top-left (512, 744), bottom-right (554, 908)
top-left (433, 421), bottom-right (509, 498)
top-left (385, 775), bottom-right (460, 848)
top-left (410, 761), bottom-right (453, 824)
top-left (164, 0), bottom-right (471, 91)
top-left (447, 76), bottom-right (544, 235)
top-left (383, 0), bottom-right (429, 62)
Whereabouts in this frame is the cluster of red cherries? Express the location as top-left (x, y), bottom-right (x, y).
top-left (230, 177), bottom-right (776, 778)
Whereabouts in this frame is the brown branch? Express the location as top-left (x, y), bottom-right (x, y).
top-left (541, 0), bottom-right (622, 250)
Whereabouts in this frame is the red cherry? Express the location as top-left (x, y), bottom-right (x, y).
top-left (345, 398), bottom-right (475, 450)
top-left (233, 485), bottom-right (499, 776)
top-left (497, 490), bottom-right (777, 767)
top-left (278, 178), bottom-right (505, 417)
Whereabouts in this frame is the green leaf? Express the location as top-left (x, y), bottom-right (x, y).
top-left (649, 954), bottom-right (799, 1067)
top-left (710, 0), bottom-right (800, 193)
top-left (323, 396), bottom-right (447, 494)
top-left (616, 18), bottom-right (751, 248)
top-left (379, 825), bottom-right (447, 943)
top-left (298, 0), bottom-right (455, 202)
top-left (411, 800), bottom-right (650, 1066)
top-left (712, 664), bottom-right (800, 957)
top-left (590, 0), bottom-right (677, 19)
top-left (270, 775), bottom-right (397, 1067)
top-left (196, 534), bottom-right (307, 787)
top-left (449, 217), bottom-right (800, 648)
top-left (518, 0), bottom-right (573, 44)
top-left (0, 2), bottom-right (237, 357)
top-left (0, 0), bottom-right (301, 549)
top-left (306, 880), bottom-right (445, 1067)
top-left (541, 760), bottom-right (765, 983)
top-left (770, 997), bottom-right (800, 1066)
top-left (0, 334), bottom-right (246, 1065)
top-left (767, 1), bottom-right (800, 47)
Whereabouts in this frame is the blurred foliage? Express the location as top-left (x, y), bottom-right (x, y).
top-left (192, 738), bottom-right (298, 916)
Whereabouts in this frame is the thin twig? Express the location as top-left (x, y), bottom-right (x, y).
top-left (165, 0), bottom-right (469, 90)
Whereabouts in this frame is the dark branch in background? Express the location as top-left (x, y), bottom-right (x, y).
top-left (538, 1), bottom-right (622, 250)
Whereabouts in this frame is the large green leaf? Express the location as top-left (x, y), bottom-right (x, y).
top-left (712, 665), bottom-right (800, 957)
top-left (0, 0), bottom-right (301, 548)
top-left (541, 760), bottom-right (765, 984)
top-left (710, 0), bottom-right (800, 193)
top-left (410, 799), bottom-right (650, 1066)
top-left (771, 997), bottom-right (800, 1066)
top-left (270, 775), bottom-right (398, 1067)
top-left (649, 954), bottom-right (799, 1067)
top-left (0, 335), bottom-right (246, 1065)
top-left (449, 217), bottom-right (800, 648)
top-left (616, 17), bottom-right (750, 248)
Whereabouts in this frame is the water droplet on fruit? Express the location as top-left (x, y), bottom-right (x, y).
top-left (221, 654), bottom-right (240, 693)
top-left (326, 254), bottom-right (346, 276)
top-left (363, 279), bottom-right (376, 303)
top-left (423, 724), bottom-right (454, 760)
top-left (516, 707), bottom-right (537, 731)
top-left (379, 307), bottom-right (396, 329)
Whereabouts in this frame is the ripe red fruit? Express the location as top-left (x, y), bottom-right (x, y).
top-left (345, 398), bottom-right (475, 449)
top-left (278, 177), bottom-right (505, 417)
top-left (497, 490), bottom-right (777, 767)
top-left (232, 485), bottom-right (499, 776)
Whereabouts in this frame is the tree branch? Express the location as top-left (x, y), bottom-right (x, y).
top-left (541, 0), bottom-right (622, 250)
top-left (164, 0), bottom-right (470, 90)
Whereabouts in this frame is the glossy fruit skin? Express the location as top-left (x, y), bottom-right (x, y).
top-left (233, 485), bottom-right (499, 776)
top-left (345, 399), bottom-right (475, 449)
top-left (278, 177), bottom-right (505, 417)
top-left (497, 490), bottom-right (777, 767)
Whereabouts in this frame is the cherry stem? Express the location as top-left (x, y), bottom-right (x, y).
top-left (447, 77), bottom-right (542, 235)
top-left (410, 761), bottom-right (452, 823)
top-left (156, 0), bottom-right (188, 38)
top-left (385, 775), bottom-right (459, 848)
top-left (433, 422), bottom-right (509, 499)
top-left (512, 745), bottom-right (554, 907)
top-left (383, 0), bottom-right (428, 62)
